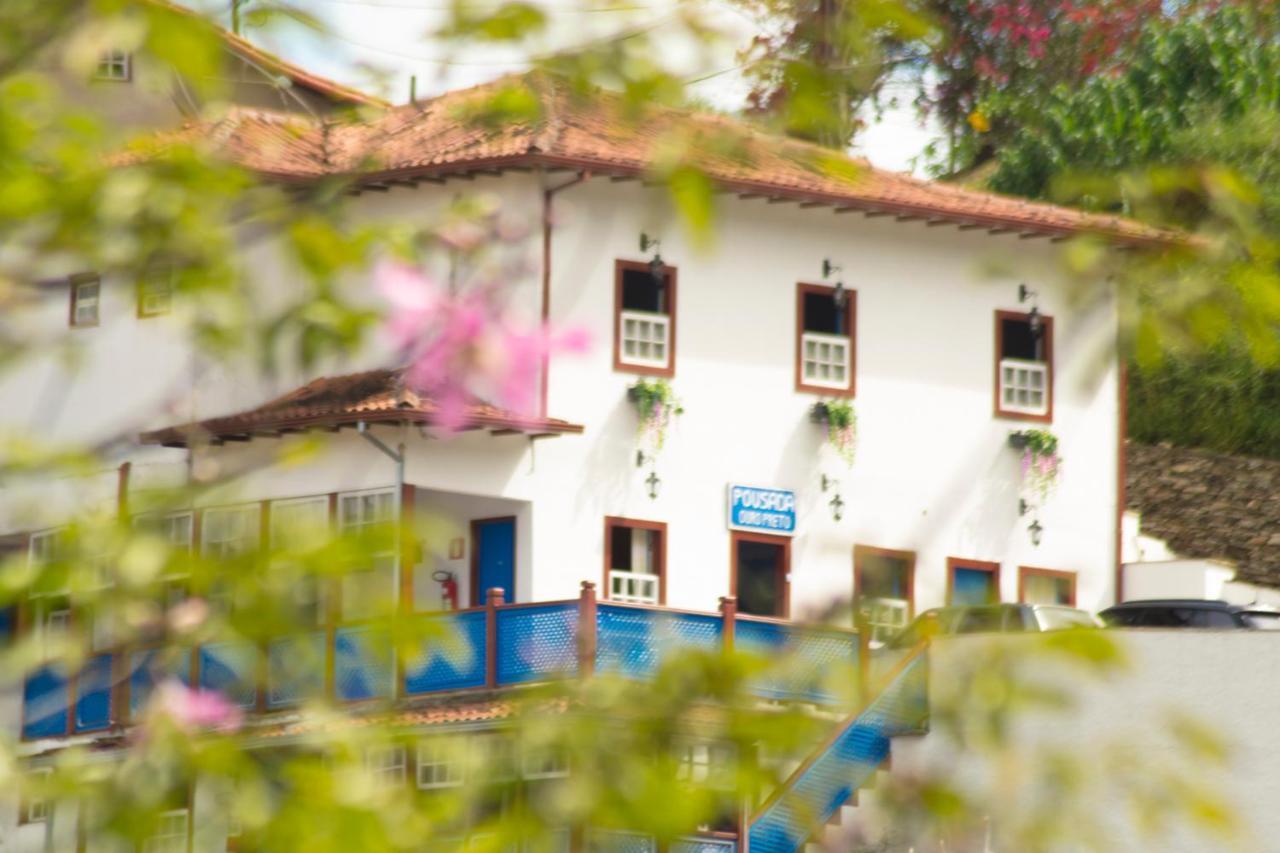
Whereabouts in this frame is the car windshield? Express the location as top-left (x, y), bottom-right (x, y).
top-left (1242, 611), bottom-right (1280, 630)
top-left (1035, 607), bottom-right (1097, 630)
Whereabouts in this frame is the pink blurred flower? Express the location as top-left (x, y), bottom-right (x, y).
top-left (376, 261), bottom-right (591, 431)
top-left (150, 680), bottom-right (244, 733)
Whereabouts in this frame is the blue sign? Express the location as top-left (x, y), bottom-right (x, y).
top-left (727, 484), bottom-right (797, 535)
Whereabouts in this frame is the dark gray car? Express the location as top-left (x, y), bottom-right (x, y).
top-left (1099, 599), bottom-right (1280, 629)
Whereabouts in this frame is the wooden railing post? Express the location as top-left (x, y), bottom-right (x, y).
top-left (578, 581), bottom-right (597, 677)
top-left (719, 596), bottom-right (737, 652)
top-left (485, 587), bottom-right (504, 688)
top-left (854, 607), bottom-right (870, 702)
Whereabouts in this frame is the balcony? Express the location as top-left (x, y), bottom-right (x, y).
top-left (22, 584), bottom-right (864, 740)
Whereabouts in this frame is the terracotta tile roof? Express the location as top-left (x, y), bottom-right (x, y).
top-left (1126, 442), bottom-right (1280, 588)
top-left (251, 696), bottom-right (537, 740)
top-left (139, 367), bottom-right (583, 447)
top-left (153, 0), bottom-right (387, 108)
top-left (150, 72), bottom-right (1180, 247)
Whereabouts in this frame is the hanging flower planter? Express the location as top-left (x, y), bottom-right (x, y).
top-left (628, 379), bottom-right (684, 454)
top-left (1011, 428), bottom-right (1061, 505)
top-left (812, 400), bottom-right (857, 467)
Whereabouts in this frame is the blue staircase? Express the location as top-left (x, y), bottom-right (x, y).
top-left (747, 648), bottom-right (928, 853)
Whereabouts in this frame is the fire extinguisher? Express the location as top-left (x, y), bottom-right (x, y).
top-left (433, 570), bottom-right (458, 610)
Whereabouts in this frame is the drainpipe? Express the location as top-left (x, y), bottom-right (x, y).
top-left (540, 171), bottom-right (590, 418)
top-left (357, 422), bottom-right (406, 611)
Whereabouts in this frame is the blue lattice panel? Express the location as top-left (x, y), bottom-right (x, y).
top-left (404, 610), bottom-right (486, 694)
top-left (267, 633), bottom-right (325, 709)
top-left (747, 652), bottom-right (927, 853)
top-left (23, 665), bottom-right (70, 739)
top-left (198, 642), bottom-right (260, 709)
top-left (74, 653), bottom-right (114, 733)
top-left (495, 603), bottom-right (579, 685)
top-left (335, 625), bottom-right (393, 701)
top-left (671, 838), bottom-right (738, 852)
top-left (585, 829), bottom-right (658, 853)
top-left (128, 647), bottom-right (193, 719)
top-left (596, 606), bottom-right (723, 678)
top-left (734, 620), bottom-right (857, 704)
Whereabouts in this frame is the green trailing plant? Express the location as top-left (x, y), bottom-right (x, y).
top-left (820, 399), bottom-right (857, 466)
top-left (1013, 428), bottom-right (1061, 503)
top-left (630, 379), bottom-right (684, 452)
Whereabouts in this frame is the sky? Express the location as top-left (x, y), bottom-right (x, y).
top-left (201, 0), bottom-right (941, 174)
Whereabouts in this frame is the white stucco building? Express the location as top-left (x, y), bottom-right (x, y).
top-left (0, 54), bottom-right (1185, 852)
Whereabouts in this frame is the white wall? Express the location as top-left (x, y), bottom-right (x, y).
top-left (1124, 560), bottom-right (1236, 602)
top-left (886, 632), bottom-right (1280, 850)
top-left (0, 172), bottom-right (1121, 624)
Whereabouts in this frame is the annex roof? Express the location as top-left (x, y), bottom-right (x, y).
top-left (139, 367), bottom-right (583, 447)
top-left (1126, 442), bottom-right (1280, 588)
top-left (136, 72), bottom-right (1179, 248)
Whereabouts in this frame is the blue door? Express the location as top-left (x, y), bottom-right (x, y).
top-left (475, 518), bottom-right (516, 603)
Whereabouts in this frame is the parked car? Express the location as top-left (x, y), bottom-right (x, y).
top-left (882, 603), bottom-right (1100, 650)
top-left (1099, 599), bottom-right (1280, 630)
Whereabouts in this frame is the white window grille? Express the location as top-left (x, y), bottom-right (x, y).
top-left (339, 490), bottom-right (396, 621)
top-left (865, 597), bottom-right (910, 645)
top-left (999, 357), bottom-right (1049, 416)
top-left (71, 277), bottom-right (100, 327)
top-left (201, 505), bottom-right (259, 559)
top-left (29, 529), bottom-right (62, 566)
top-left (608, 570), bottom-right (658, 605)
top-left (417, 739), bottom-right (464, 789)
top-left (271, 497), bottom-right (330, 547)
top-left (473, 734), bottom-right (517, 782)
top-left (619, 310), bottom-right (670, 369)
top-left (142, 809), bottom-right (189, 853)
top-left (676, 742), bottom-right (735, 790)
top-left (139, 271), bottom-right (173, 317)
top-left (24, 767), bottom-right (51, 824)
top-left (800, 331), bottom-right (850, 390)
top-left (367, 745), bottom-right (407, 787)
top-left (95, 50), bottom-right (131, 81)
top-left (522, 745), bottom-right (569, 780)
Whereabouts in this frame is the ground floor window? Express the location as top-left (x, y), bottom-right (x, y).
top-left (948, 559), bottom-right (1001, 606)
top-left (731, 532), bottom-right (789, 618)
top-left (1019, 567), bottom-right (1076, 606)
top-left (854, 546), bottom-right (915, 643)
top-left (603, 518), bottom-right (665, 605)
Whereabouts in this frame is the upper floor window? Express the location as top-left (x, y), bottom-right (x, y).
top-left (338, 489), bottom-right (396, 621)
top-left (603, 517), bottom-right (664, 605)
top-left (202, 505), bottom-right (260, 560)
top-left (614, 260), bottom-right (676, 377)
top-left (69, 274), bottom-right (100, 328)
top-left (143, 808), bottom-right (189, 853)
top-left (996, 310), bottom-right (1053, 421)
top-left (95, 50), bottom-right (131, 82)
top-left (796, 283), bottom-right (855, 395)
top-left (138, 267), bottom-right (174, 318)
top-left (854, 545), bottom-right (914, 644)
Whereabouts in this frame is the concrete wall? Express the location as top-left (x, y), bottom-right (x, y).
top-left (888, 631), bottom-right (1280, 850)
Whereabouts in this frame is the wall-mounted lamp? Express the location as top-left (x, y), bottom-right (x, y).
top-left (1018, 497), bottom-right (1030, 516)
top-left (821, 473), bottom-right (845, 522)
top-left (636, 449), bottom-right (649, 468)
top-left (645, 469), bottom-right (661, 500)
top-left (1028, 518), bottom-right (1043, 547)
top-left (823, 258), bottom-right (848, 309)
top-left (1018, 283), bottom-right (1043, 338)
top-left (640, 233), bottom-right (665, 283)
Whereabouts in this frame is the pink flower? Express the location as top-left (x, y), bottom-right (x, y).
top-left (376, 262), bottom-right (591, 432)
top-left (150, 680), bottom-right (243, 733)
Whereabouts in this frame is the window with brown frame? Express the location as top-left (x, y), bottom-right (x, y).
top-left (796, 283), bottom-right (855, 395)
top-left (995, 310), bottom-right (1053, 421)
top-left (69, 274), bottom-right (101, 328)
top-left (603, 517), bottom-right (666, 605)
top-left (947, 558), bottom-right (1001, 606)
top-left (853, 545), bottom-right (914, 643)
top-left (138, 266), bottom-right (174, 318)
top-left (614, 260), bottom-right (676, 376)
top-left (1019, 566), bottom-right (1076, 606)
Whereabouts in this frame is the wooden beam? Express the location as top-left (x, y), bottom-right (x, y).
top-left (1018, 231), bottom-right (1050, 240)
top-left (489, 429), bottom-right (523, 436)
top-left (957, 223), bottom-right (986, 231)
top-left (766, 197), bottom-right (795, 204)
top-left (863, 210), bottom-right (893, 218)
top-left (799, 201), bottom-right (829, 209)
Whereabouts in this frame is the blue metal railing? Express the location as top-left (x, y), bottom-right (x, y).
top-left (21, 584), bottom-right (864, 740)
top-left (746, 648), bottom-right (929, 853)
